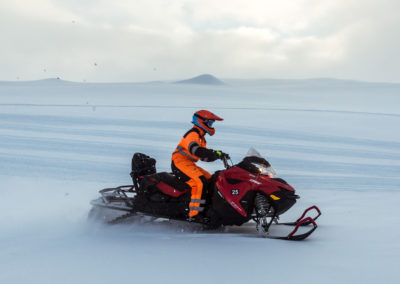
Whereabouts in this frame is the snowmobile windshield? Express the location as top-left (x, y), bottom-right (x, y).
top-left (246, 147), bottom-right (263, 158)
top-left (246, 147), bottom-right (276, 177)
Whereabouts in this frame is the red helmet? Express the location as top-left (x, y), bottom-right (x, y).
top-left (192, 110), bottom-right (223, 135)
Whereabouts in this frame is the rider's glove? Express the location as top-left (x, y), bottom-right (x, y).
top-left (214, 150), bottom-right (230, 160)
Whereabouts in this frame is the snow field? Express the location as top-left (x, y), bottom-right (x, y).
top-left (1, 79), bottom-right (400, 283)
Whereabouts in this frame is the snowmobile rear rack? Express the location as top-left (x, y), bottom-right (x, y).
top-left (90, 185), bottom-right (136, 212)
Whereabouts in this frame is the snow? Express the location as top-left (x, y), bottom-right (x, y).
top-left (1, 78), bottom-right (400, 284)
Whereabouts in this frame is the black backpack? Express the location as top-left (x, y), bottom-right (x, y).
top-left (131, 152), bottom-right (156, 177)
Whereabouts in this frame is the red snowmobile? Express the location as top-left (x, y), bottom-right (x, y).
top-left (89, 149), bottom-right (321, 241)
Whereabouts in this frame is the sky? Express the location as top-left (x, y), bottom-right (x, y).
top-left (1, 0), bottom-right (400, 83)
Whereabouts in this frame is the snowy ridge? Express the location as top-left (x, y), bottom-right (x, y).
top-left (175, 74), bottom-right (225, 85)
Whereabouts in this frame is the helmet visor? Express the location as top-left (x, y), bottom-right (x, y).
top-left (205, 119), bottom-right (215, 128)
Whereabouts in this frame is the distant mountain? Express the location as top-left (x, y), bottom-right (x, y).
top-left (0, 77), bottom-right (73, 86)
top-left (175, 74), bottom-right (225, 85)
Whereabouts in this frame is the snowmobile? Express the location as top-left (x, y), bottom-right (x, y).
top-left (89, 149), bottom-right (321, 241)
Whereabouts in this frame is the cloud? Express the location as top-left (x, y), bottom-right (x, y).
top-left (0, 0), bottom-right (399, 82)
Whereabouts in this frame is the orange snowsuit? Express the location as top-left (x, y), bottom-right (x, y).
top-left (172, 126), bottom-right (214, 218)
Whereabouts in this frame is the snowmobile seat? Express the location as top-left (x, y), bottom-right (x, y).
top-left (140, 172), bottom-right (191, 198)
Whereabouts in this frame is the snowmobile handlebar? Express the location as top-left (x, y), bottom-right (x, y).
top-left (220, 154), bottom-right (233, 169)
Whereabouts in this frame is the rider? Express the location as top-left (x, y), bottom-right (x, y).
top-left (172, 110), bottom-right (229, 220)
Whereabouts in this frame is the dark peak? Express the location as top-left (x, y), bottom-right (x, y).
top-left (175, 74), bottom-right (225, 85)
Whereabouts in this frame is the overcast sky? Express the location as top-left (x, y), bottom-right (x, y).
top-left (1, 0), bottom-right (399, 83)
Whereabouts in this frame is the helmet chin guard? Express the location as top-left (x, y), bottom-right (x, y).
top-left (192, 110), bottom-right (223, 135)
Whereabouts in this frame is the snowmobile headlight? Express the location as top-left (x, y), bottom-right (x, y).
top-left (251, 162), bottom-right (276, 177)
top-left (262, 166), bottom-right (276, 177)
